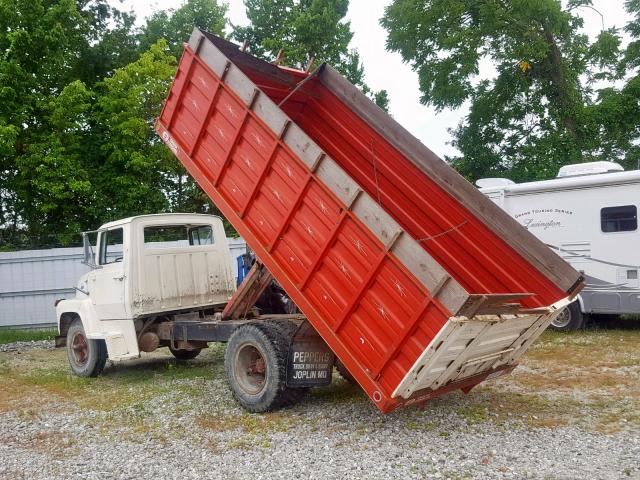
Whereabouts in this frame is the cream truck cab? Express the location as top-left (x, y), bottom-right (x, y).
top-left (55, 214), bottom-right (236, 375)
top-left (55, 213), bottom-right (335, 412)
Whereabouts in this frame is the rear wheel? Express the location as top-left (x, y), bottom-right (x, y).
top-left (169, 346), bottom-right (201, 361)
top-left (66, 319), bottom-right (107, 377)
top-left (225, 322), bottom-right (304, 412)
top-left (551, 301), bottom-right (584, 331)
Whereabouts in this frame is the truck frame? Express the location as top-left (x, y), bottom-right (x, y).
top-left (56, 213), bottom-right (336, 411)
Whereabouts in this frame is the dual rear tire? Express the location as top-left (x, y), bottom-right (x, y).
top-left (335, 359), bottom-right (356, 384)
top-left (225, 322), bottom-right (306, 412)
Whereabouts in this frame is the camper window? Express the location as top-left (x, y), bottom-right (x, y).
top-left (601, 205), bottom-right (637, 233)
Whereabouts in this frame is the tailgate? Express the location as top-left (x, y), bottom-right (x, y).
top-left (393, 299), bottom-right (568, 400)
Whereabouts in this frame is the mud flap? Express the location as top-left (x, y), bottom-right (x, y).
top-left (286, 321), bottom-right (334, 388)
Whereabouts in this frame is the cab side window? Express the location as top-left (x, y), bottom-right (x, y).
top-left (143, 224), bottom-right (215, 248)
top-left (99, 228), bottom-right (124, 264)
top-left (601, 205), bottom-right (637, 233)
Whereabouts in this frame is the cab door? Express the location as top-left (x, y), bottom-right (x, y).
top-left (88, 226), bottom-right (130, 320)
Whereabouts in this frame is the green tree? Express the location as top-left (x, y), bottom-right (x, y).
top-left (90, 40), bottom-right (177, 222)
top-left (92, 38), bottom-right (228, 229)
top-left (12, 81), bottom-right (95, 246)
top-left (137, 0), bottom-right (231, 224)
top-left (234, 0), bottom-right (389, 110)
top-left (0, 0), bottom-right (106, 246)
top-left (589, 0), bottom-right (640, 170)
top-left (381, 0), bottom-right (635, 182)
top-left (73, 1), bottom-right (139, 86)
top-left (139, 0), bottom-right (228, 57)
top-left (0, 0), bottom-right (232, 248)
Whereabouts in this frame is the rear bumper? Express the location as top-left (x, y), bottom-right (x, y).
top-left (382, 363), bottom-right (517, 413)
top-left (391, 297), bottom-right (568, 401)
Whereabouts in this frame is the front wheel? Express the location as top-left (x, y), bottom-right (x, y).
top-left (66, 319), bottom-right (107, 377)
top-left (551, 301), bottom-right (584, 331)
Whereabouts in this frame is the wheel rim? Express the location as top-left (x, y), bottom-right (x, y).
top-left (71, 332), bottom-right (89, 366)
top-left (552, 306), bottom-right (572, 328)
top-left (234, 342), bottom-right (267, 395)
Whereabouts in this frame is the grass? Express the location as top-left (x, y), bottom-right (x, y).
top-left (0, 326), bottom-right (638, 443)
top-left (0, 345), bottom-right (229, 416)
top-left (0, 328), bottom-right (57, 345)
top-left (482, 327), bottom-right (640, 432)
top-left (196, 411), bottom-right (295, 434)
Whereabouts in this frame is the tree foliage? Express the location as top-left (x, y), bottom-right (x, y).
top-left (139, 0), bottom-right (228, 57)
top-left (382, 0), bottom-right (640, 182)
top-left (0, 0), bottom-right (114, 247)
top-left (234, 0), bottom-right (389, 110)
top-left (0, 0), bottom-right (228, 248)
top-left (2, 0), bottom-right (385, 248)
top-left (92, 41), bottom-right (178, 220)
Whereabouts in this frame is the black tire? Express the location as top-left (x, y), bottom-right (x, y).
top-left (169, 346), bottom-right (201, 361)
top-left (66, 319), bottom-right (107, 377)
top-left (335, 359), bottom-right (356, 384)
top-left (225, 322), bottom-right (303, 412)
top-left (263, 320), bottom-right (308, 404)
top-left (550, 300), bottom-right (584, 331)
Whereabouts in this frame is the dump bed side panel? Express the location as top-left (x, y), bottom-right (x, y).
top-left (198, 33), bottom-right (582, 307)
top-left (285, 87), bottom-right (561, 307)
top-left (156, 39), bottom-right (472, 412)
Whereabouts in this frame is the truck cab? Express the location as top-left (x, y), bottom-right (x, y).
top-left (57, 214), bottom-right (336, 412)
top-left (56, 214), bottom-right (235, 370)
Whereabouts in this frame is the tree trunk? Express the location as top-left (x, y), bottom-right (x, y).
top-left (541, 23), bottom-right (580, 145)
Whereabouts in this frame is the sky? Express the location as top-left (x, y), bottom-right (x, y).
top-left (116, 0), bottom-right (633, 159)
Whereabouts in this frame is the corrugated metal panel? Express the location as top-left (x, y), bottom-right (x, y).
top-left (0, 248), bottom-right (87, 328)
top-left (199, 33), bottom-right (583, 308)
top-left (0, 238), bottom-right (246, 328)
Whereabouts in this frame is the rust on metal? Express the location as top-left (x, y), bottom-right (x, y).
top-left (222, 262), bottom-right (274, 320)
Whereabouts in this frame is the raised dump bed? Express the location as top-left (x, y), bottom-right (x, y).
top-left (156, 29), bottom-right (583, 412)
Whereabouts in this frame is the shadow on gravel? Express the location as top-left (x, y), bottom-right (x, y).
top-left (586, 314), bottom-right (640, 330)
top-left (98, 348), bottom-right (225, 383)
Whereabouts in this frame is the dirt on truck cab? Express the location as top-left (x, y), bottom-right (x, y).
top-left (56, 28), bottom-right (584, 414)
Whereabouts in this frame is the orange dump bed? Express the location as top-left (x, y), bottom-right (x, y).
top-left (157, 29), bottom-right (583, 412)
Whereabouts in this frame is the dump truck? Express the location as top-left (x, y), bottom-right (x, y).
top-left (56, 29), bottom-right (583, 413)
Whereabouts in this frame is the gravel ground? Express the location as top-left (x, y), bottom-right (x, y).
top-left (0, 339), bottom-right (55, 353)
top-left (1, 407), bottom-right (638, 480)
top-left (1, 331), bottom-right (639, 480)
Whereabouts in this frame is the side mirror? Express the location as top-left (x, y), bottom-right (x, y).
top-left (81, 232), bottom-right (101, 269)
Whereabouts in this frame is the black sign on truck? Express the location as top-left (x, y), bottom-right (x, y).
top-left (286, 322), bottom-right (334, 387)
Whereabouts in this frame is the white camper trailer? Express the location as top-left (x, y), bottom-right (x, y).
top-left (478, 162), bottom-right (640, 330)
